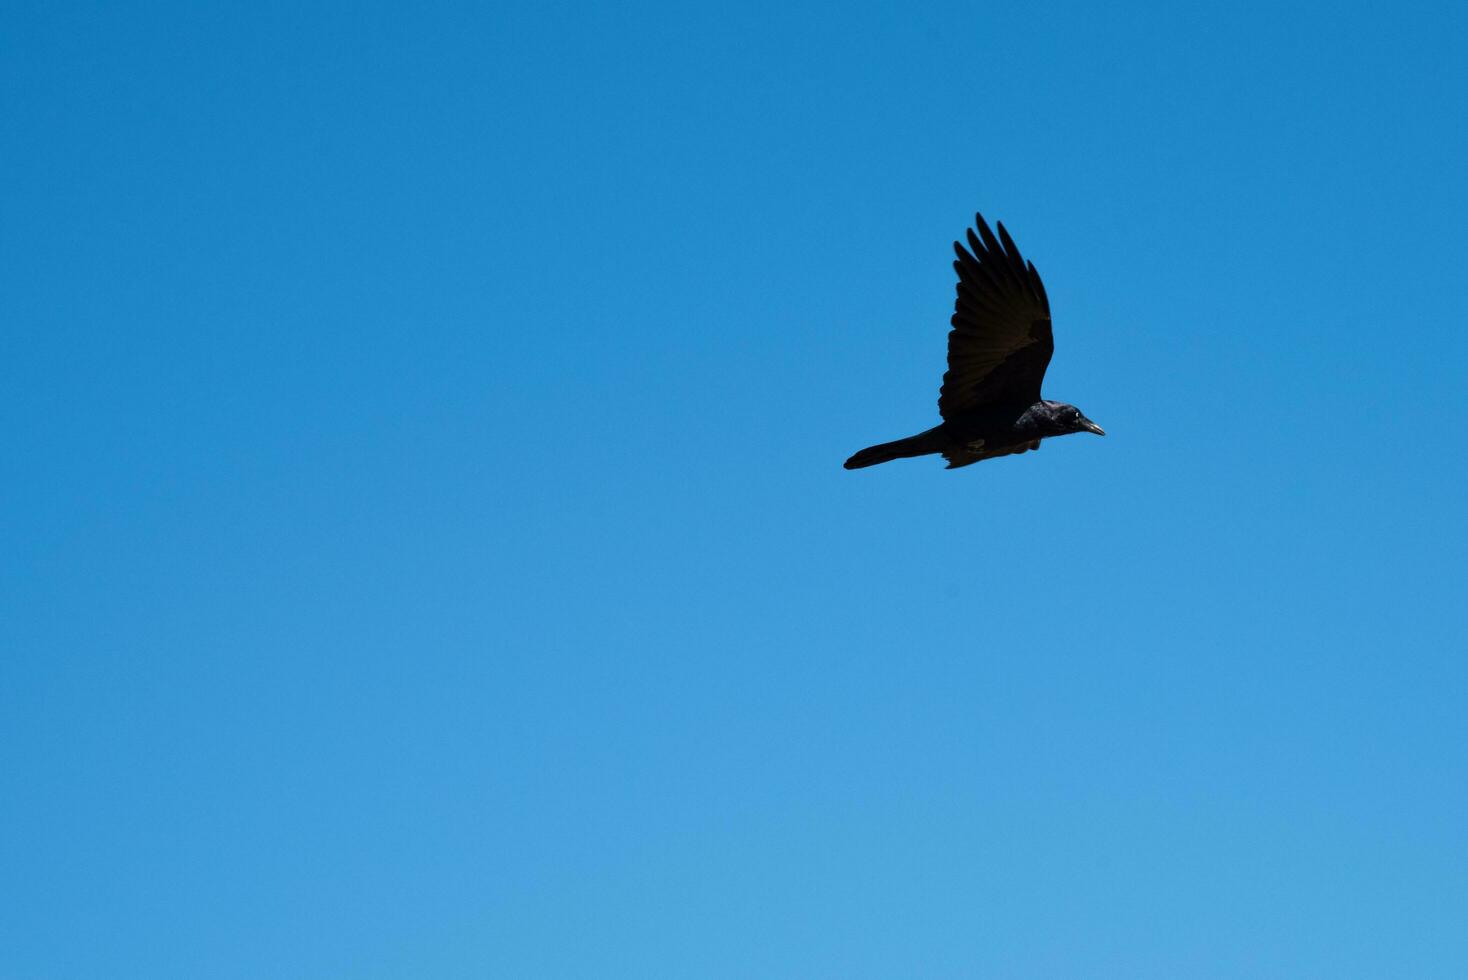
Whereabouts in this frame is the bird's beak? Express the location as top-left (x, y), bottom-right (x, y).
top-left (1080, 419), bottom-right (1106, 436)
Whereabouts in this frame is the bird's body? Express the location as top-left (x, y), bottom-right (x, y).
top-left (844, 214), bottom-right (1104, 470)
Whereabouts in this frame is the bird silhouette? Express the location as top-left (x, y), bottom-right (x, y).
top-left (844, 213), bottom-right (1105, 470)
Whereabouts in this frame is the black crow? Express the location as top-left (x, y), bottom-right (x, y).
top-left (844, 213), bottom-right (1104, 470)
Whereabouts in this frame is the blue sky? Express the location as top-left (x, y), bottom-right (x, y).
top-left (4, 1), bottom-right (1467, 976)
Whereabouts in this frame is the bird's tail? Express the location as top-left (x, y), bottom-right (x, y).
top-left (843, 429), bottom-right (943, 469)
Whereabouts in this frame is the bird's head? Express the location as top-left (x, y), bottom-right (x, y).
top-left (1047, 402), bottom-right (1106, 437)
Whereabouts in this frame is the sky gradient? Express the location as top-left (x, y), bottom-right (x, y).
top-left (4, 1), bottom-right (1467, 976)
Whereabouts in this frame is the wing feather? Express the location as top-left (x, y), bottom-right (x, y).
top-left (938, 213), bottom-right (1054, 418)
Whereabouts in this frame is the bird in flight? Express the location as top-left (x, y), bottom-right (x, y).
top-left (844, 212), bottom-right (1105, 470)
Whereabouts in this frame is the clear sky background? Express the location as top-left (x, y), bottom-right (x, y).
top-left (4, 1), bottom-right (1467, 977)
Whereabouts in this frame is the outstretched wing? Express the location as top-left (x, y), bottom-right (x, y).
top-left (938, 214), bottom-right (1054, 419)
